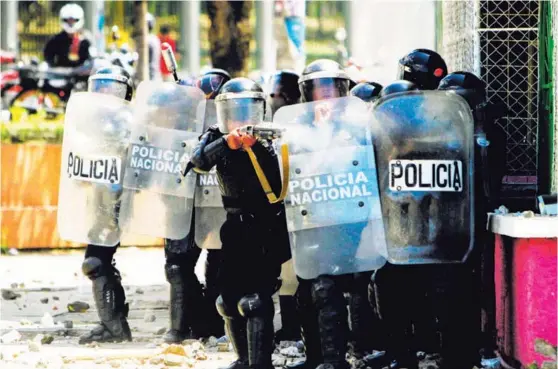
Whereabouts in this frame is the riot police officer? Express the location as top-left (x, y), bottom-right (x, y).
top-left (289, 59), bottom-right (366, 369)
top-left (78, 66), bottom-right (134, 345)
top-left (438, 71), bottom-right (507, 364)
top-left (378, 80), bottom-right (418, 98)
top-left (267, 70), bottom-right (301, 117)
top-left (264, 69), bottom-right (303, 344)
top-left (191, 78), bottom-right (290, 369)
top-left (349, 82), bottom-right (383, 103)
top-left (163, 69), bottom-right (231, 343)
top-left (397, 49), bottom-right (448, 90)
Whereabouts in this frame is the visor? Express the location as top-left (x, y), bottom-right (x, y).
top-left (216, 97), bottom-right (265, 133)
top-left (88, 75), bottom-right (128, 100)
top-left (301, 78), bottom-right (349, 102)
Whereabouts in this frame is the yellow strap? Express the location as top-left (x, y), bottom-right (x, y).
top-left (245, 144), bottom-right (290, 204)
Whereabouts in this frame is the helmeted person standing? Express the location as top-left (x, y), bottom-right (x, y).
top-left (283, 59), bottom-right (386, 369)
top-left (162, 69), bottom-right (231, 343)
top-left (77, 66), bottom-right (135, 344)
top-left (266, 70), bottom-right (303, 344)
top-left (44, 3), bottom-right (93, 68)
top-left (371, 50), bottom-right (447, 368)
top-left (190, 78), bottom-right (291, 369)
top-left (438, 71), bottom-right (507, 365)
top-left (349, 82), bottom-right (383, 104)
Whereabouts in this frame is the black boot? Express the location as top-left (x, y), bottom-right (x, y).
top-left (286, 281), bottom-right (323, 369)
top-left (312, 276), bottom-right (350, 369)
top-left (222, 316), bottom-right (250, 369)
top-left (205, 249), bottom-right (225, 338)
top-left (275, 295), bottom-right (301, 343)
top-left (217, 296), bottom-right (250, 369)
top-left (239, 294), bottom-right (275, 369)
top-left (348, 273), bottom-right (375, 358)
top-left (164, 263), bottom-right (193, 343)
top-left (79, 263), bottom-right (132, 344)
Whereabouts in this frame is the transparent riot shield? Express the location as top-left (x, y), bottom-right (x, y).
top-left (273, 96), bottom-right (387, 280)
top-left (119, 81), bottom-right (206, 240)
top-left (371, 91), bottom-right (474, 264)
top-left (194, 100), bottom-right (226, 249)
top-left (57, 92), bottom-right (133, 246)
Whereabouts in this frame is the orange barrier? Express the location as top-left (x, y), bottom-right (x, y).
top-left (1, 144), bottom-right (163, 249)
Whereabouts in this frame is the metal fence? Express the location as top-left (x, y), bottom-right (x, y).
top-left (440, 0), bottom-right (540, 188)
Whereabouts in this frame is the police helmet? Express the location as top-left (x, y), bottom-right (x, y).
top-left (379, 80), bottom-right (419, 99)
top-left (215, 78), bottom-right (266, 133)
top-left (438, 71), bottom-right (486, 109)
top-left (397, 49), bottom-right (448, 90)
top-left (88, 66), bottom-right (134, 101)
top-left (350, 82), bottom-right (383, 103)
top-left (196, 68), bottom-right (231, 100)
top-left (299, 59), bottom-right (351, 103)
top-left (267, 70), bottom-right (301, 116)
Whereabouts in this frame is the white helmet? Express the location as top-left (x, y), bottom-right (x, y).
top-left (146, 13), bottom-right (155, 32)
top-left (59, 3), bottom-right (84, 34)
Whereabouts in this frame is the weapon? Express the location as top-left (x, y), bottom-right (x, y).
top-left (161, 42), bottom-right (179, 82)
top-left (238, 123), bottom-right (285, 141)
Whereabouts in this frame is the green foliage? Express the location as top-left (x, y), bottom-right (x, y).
top-left (1, 122), bottom-right (64, 144)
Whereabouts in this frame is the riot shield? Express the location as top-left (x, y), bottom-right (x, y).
top-left (57, 92), bottom-right (133, 246)
top-left (273, 96), bottom-right (387, 280)
top-left (194, 100), bottom-right (226, 249)
top-left (119, 81), bottom-right (206, 240)
top-left (371, 91), bottom-right (474, 264)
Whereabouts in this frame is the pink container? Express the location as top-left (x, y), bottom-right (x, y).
top-left (491, 214), bottom-right (558, 367)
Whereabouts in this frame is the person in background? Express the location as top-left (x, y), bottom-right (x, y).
top-left (44, 3), bottom-right (92, 68)
top-left (159, 25), bottom-right (178, 82)
top-left (146, 13), bottom-right (162, 81)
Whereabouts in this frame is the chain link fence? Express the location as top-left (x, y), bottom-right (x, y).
top-left (440, 0), bottom-right (540, 191)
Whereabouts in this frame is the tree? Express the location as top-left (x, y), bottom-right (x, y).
top-left (133, 0), bottom-right (148, 83)
top-left (207, 1), bottom-right (253, 77)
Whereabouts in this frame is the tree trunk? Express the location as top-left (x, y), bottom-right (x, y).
top-left (133, 0), bottom-right (149, 83)
top-left (207, 1), bottom-right (253, 77)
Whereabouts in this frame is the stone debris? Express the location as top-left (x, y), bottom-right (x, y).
top-left (40, 312), bottom-right (55, 327)
top-left (10, 282), bottom-right (18, 289)
top-left (155, 327), bottom-right (166, 335)
top-left (109, 360), bottom-right (121, 368)
top-left (1, 289), bottom-right (21, 300)
top-left (217, 342), bottom-right (230, 352)
top-left (135, 288), bottom-right (144, 294)
top-left (163, 353), bottom-right (184, 366)
top-left (272, 354), bottom-right (287, 367)
top-left (67, 301), bottom-right (90, 313)
top-left (40, 297), bottom-right (49, 304)
top-left (280, 346), bottom-right (304, 357)
top-left (535, 338), bottom-right (557, 358)
top-left (27, 339), bottom-right (42, 352)
top-left (20, 318), bottom-right (33, 326)
top-left (148, 356), bottom-right (164, 365)
top-left (63, 320), bottom-right (73, 329)
top-left (8, 248), bottom-right (19, 256)
top-left (144, 312), bottom-right (156, 323)
top-left (52, 296), bottom-right (60, 301)
top-left (1, 329), bottom-right (22, 343)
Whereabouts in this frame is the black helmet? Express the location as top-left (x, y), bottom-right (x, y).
top-left (299, 59), bottom-right (351, 102)
top-left (267, 70), bottom-right (301, 116)
top-left (397, 49), bottom-right (448, 90)
top-left (350, 82), bottom-right (383, 103)
top-left (88, 66), bottom-right (133, 101)
top-left (215, 77), bottom-right (267, 133)
top-left (379, 80), bottom-right (419, 99)
top-left (438, 71), bottom-right (486, 109)
top-left (196, 68), bottom-right (231, 100)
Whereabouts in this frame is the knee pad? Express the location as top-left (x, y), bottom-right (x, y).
top-left (216, 294), bottom-right (240, 319)
top-left (237, 293), bottom-right (272, 318)
top-left (311, 276), bottom-right (338, 308)
top-left (82, 257), bottom-right (104, 280)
